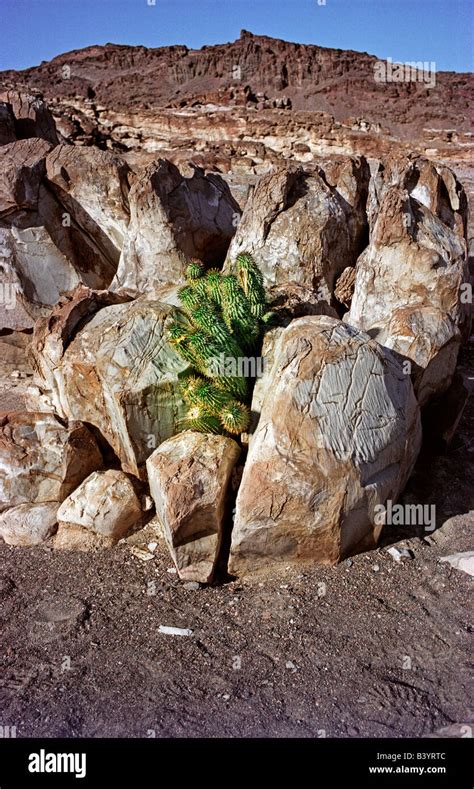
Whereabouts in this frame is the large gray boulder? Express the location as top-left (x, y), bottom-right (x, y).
top-left (229, 316), bottom-right (422, 575)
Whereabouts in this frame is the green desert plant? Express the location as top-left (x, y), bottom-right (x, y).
top-left (168, 253), bottom-right (270, 436)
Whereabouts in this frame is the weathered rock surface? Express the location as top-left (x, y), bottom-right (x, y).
top-left (1, 33), bottom-right (470, 136)
top-left (347, 185), bottom-right (470, 405)
top-left (56, 470), bottom-right (142, 544)
top-left (111, 159), bottom-right (240, 295)
top-left (147, 431), bottom-right (241, 583)
top-left (45, 145), bottom-right (131, 266)
top-left (0, 101), bottom-right (16, 145)
top-left (334, 266), bottom-right (356, 309)
top-left (0, 91), bottom-right (59, 145)
top-left (0, 412), bottom-right (102, 512)
top-left (0, 139), bottom-right (126, 330)
top-left (225, 159), bottom-right (369, 308)
top-left (0, 137), bottom-right (52, 216)
top-left (367, 154), bottom-right (468, 236)
top-left (31, 296), bottom-right (189, 477)
top-left (0, 502), bottom-right (58, 546)
top-left (229, 316), bottom-right (422, 574)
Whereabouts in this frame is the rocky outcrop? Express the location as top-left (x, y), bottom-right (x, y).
top-left (0, 412), bottom-right (102, 513)
top-left (111, 159), bottom-right (240, 295)
top-left (147, 431), bottom-right (240, 583)
top-left (225, 159), bottom-right (369, 309)
top-left (1, 33), bottom-right (471, 136)
top-left (55, 469), bottom-right (142, 548)
top-left (30, 295), bottom-right (189, 477)
top-left (229, 316), bottom-right (421, 574)
top-left (347, 184), bottom-right (470, 405)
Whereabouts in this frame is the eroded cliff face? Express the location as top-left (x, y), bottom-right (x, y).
top-left (1, 30), bottom-right (472, 132)
top-left (1, 31), bottom-right (472, 242)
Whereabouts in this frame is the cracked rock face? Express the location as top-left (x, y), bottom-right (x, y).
top-left (0, 139), bottom-right (128, 330)
top-left (347, 183), bottom-right (470, 405)
top-left (45, 145), bottom-right (131, 269)
top-left (55, 469), bottom-right (143, 547)
top-left (0, 412), bottom-right (103, 512)
top-left (224, 158), bottom-right (369, 310)
top-left (111, 159), bottom-right (241, 296)
top-left (229, 316), bottom-right (421, 574)
top-left (31, 296), bottom-right (190, 477)
top-left (147, 431), bottom-right (241, 583)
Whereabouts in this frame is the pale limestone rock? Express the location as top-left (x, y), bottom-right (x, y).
top-left (45, 145), bottom-right (131, 263)
top-left (147, 431), bottom-right (241, 583)
top-left (0, 140), bottom-right (125, 330)
top-left (367, 154), bottom-right (468, 237)
top-left (0, 502), bottom-right (58, 546)
top-left (0, 412), bottom-right (102, 512)
top-left (31, 296), bottom-right (189, 477)
top-left (229, 316), bottom-right (421, 574)
top-left (56, 470), bottom-right (142, 543)
top-left (111, 159), bottom-right (240, 295)
top-left (347, 186), bottom-right (470, 404)
top-left (225, 158), bottom-right (369, 308)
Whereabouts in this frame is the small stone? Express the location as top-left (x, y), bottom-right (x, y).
top-left (372, 564), bottom-right (380, 572)
top-left (439, 552), bottom-right (474, 577)
top-left (0, 503), bottom-right (58, 546)
top-left (285, 660), bottom-right (297, 670)
top-left (158, 625), bottom-right (193, 637)
top-left (387, 546), bottom-right (414, 562)
top-left (130, 547), bottom-right (155, 562)
top-left (183, 581), bottom-right (200, 590)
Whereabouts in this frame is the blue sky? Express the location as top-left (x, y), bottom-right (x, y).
top-left (1, 0), bottom-right (473, 72)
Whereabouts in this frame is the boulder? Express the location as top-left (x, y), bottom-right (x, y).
top-left (0, 140), bottom-right (124, 330)
top-left (224, 158), bottom-right (369, 309)
top-left (147, 431), bottom-right (241, 583)
top-left (347, 185), bottom-right (470, 405)
top-left (30, 295), bottom-right (189, 477)
top-left (367, 154), bottom-right (468, 238)
top-left (0, 137), bottom-right (51, 216)
top-left (45, 145), bottom-right (131, 264)
top-left (0, 91), bottom-right (59, 146)
top-left (0, 502), bottom-right (58, 546)
top-left (56, 470), bottom-right (142, 546)
top-left (0, 412), bottom-right (102, 512)
top-left (229, 316), bottom-right (421, 574)
top-left (111, 159), bottom-right (240, 295)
